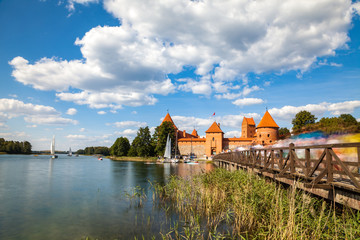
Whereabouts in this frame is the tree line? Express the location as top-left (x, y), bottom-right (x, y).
top-left (278, 111), bottom-right (359, 139)
top-left (110, 121), bottom-right (176, 157)
top-left (0, 138), bottom-right (32, 154)
top-left (76, 146), bottom-right (110, 156)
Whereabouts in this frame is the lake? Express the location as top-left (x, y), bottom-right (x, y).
top-left (0, 154), bottom-right (214, 239)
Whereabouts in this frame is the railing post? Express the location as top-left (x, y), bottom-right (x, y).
top-left (357, 146), bottom-right (360, 174)
top-left (326, 147), bottom-right (333, 184)
top-left (305, 148), bottom-right (310, 177)
top-left (289, 143), bottom-right (295, 174)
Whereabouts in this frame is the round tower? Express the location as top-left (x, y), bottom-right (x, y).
top-left (256, 111), bottom-right (279, 145)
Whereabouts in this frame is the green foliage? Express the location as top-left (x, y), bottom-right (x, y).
top-left (110, 137), bottom-right (130, 156)
top-left (128, 126), bottom-right (154, 157)
top-left (76, 149), bottom-right (85, 154)
top-left (0, 138), bottom-right (32, 154)
top-left (153, 121), bottom-right (176, 156)
top-left (292, 110), bottom-right (317, 133)
top-left (154, 168), bottom-right (360, 239)
top-left (278, 127), bottom-right (291, 139)
top-left (84, 146), bottom-right (110, 156)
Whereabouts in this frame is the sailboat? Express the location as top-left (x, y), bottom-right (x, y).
top-left (50, 136), bottom-right (58, 159)
top-left (163, 134), bottom-right (171, 163)
top-left (163, 134), bottom-right (178, 163)
top-left (67, 147), bottom-right (72, 156)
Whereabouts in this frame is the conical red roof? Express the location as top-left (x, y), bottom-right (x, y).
top-left (191, 129), bottom-right (198, 137)
top-left (161, 113), bottom-right (178, 129)
top-left (257, 111), bottom-right (279, 128)
top-left (205, 122), bottom-right (223, 133)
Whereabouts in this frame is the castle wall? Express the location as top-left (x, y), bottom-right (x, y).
top-left (224, 138), bottom-right (253, 151)
top-left (178, 140), bottom-right (206, 156)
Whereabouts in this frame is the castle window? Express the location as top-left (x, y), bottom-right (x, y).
top-left (267, 134), bottom-right (270, 137)
top-left (212, 137), bottom-right (215, 141)
top-left (270, 140), bottom-right (272, 143)
top-left (259, 134), bottom-right (261, 138)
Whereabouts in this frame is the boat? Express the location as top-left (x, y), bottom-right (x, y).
top-left (67, 147), bottom-right (72, 156)
top-left (163, 134), bottom-right (179, 163)
top-left (50, 136), bottom-right (58, 159)
top-left (98, 157), bottom-right (103, 161)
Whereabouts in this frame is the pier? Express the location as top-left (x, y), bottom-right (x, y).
top-left (213, 142), bottom-right (360, 210)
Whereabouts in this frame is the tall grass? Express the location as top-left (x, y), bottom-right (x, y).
top-left (153, 168), bottom-right (360, 239)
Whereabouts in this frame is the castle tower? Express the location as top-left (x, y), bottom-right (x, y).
top-left (161, 112), bottom-right (178, 130)
top-left (241, 117), bottom-right (256, 138)
top-left (205, 122), bottom-right (224, 156)
top-left (256, 111), bottom-right (279, 145)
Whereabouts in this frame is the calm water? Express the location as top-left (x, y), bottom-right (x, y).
top-left (0, 154), bottom-right (214, 239)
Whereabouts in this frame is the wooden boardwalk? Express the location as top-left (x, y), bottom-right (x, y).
top-left (213, 142), bottom-right (360, 210)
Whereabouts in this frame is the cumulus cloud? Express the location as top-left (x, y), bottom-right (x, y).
top-left (66, 108), bottom-right (77, 115)
top-left (97, 111), bottom-right (106, 115)
top-left (66, 134), bottom-right (87, 140)
top-left (0, 98), bottom-right (78, 126)
top-left (9, 0), bottom-right (358, 108)
top-left (232, 98), bottom-right (264, 107)
top-left (114, 129), bottom-right (138, 139)
top-left (215, 85), bottom-right (262, 100)
top-left (110, 121), bottom-right (147, 128)
top-left (269, 100), bottom-right (360, 120)
top-left (224, 130), bottom-right (242, 138)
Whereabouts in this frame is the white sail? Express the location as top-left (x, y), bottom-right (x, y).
top-left (164, 134), bottom-right (171, 159)
top-left (50, 136), bottom-right (55, 155)
top-left (68, 147), bottom-right (72, 156)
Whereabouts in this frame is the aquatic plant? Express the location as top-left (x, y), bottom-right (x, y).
top-left (153, 168), bottom-right (360, 239)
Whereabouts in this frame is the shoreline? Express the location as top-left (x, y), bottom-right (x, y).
top-left (109, 156), bottom-right (157, 162)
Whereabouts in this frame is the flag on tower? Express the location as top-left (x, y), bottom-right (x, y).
top-left (212, 112), bottom-right (215, 116)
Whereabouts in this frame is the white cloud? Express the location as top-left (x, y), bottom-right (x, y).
top-left (232, 98), bottom-right (264, 107)
top-left (26, 125), bottom-right (37, 128)
top-left (224, 130), bottom-right (242, 138)
top-left (0, 98), bottom-right (78, 126)
top-left (66, 134), bottom-right (87, 140)
top-left (97, 111), bottom-right (106, 115)
top-left (66, 108), bottom-right (77, 115)
top-left (24, 116), bottom-right (78, 125)
top-left (177, 78), bottom-right (212, 96)
top-left (328, 100), bottom-right (360, 115)
top-left (66, 0), bottom-right (99, 12)
top-left (215, 85), bottom-right (262, 100)
top-left (110, 121), bottom-right (147, 128)
top-left (269, 100), bottom-right (360, 120)
top-left (114, 129), bottom-right (138, 139)
top-left (79, 128), bottom-right (85, 132)
top-left (0, 123), bottom-right (8, 129)
top-left (10, 0), bottom-right (356, 108)
top-left (8, 94), bottom-right (18, 98)
top-left (0, 131), bottom-right (29, 140)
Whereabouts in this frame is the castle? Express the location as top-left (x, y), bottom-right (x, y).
top-left (161, 111), bottom-right (279, 157)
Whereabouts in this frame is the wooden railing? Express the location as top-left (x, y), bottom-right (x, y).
top-left (214, 142), bottom-right (360, 193)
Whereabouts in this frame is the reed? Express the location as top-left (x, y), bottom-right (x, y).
top-left (153, 168), bottom-right (360, 239)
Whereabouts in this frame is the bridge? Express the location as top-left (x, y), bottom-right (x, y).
top-left (213, 142), bottom-right (360, 210)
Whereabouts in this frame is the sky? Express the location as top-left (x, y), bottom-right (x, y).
top-left (1, 0), bottom-right (360, 151)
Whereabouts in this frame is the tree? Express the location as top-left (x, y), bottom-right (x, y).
top-left (292, 110), bottom-right (317, 133)
top-left (110, 137), bottom-right (130, 156)
top-left (339, 114), bottom-right (358, 127)
top-left (153, 121), bottom-right (176, 156)
top-left (278, 127), bottom-right (291, 139)
top-left (128, 126), bottom-right (154, 157)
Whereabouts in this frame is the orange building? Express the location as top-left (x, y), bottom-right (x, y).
top-left (161, 111), bottom-right (279, 157)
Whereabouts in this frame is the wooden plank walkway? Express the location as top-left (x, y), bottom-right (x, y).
top-left (213, 142), bottom-right (360, 210)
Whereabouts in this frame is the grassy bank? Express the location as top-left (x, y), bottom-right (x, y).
top-left (153, 168), bottom-right (360, 239)
top-left (109, 156), bottom-right (157, 162)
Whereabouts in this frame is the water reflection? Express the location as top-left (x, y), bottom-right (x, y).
top-left (0, 155), bottom-right (214, 239)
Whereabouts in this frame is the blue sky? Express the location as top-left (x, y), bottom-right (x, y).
top-left (1, 0), bottom-right (360, 151)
